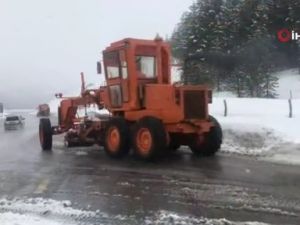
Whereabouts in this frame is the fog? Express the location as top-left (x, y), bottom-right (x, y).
top-left (0, 0), bottom-right (192, 109)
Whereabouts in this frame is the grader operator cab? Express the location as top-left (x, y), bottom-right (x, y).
top-left (39, 38), bottom-right (222, 160)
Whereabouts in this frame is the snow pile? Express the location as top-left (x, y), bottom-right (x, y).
top-left (145, 210), bottom-right (269, 225)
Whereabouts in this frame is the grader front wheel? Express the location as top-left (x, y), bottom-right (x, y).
top-left (189, 116), bottom-right (223, 157)
top-left (39, 118), bottom-right (53, 151)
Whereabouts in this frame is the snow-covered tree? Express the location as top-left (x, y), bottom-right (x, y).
top-left (171, 0), bottom-right (298, 97)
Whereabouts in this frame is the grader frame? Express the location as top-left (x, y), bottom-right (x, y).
top-left (39, 37), bottom-right (222, 160)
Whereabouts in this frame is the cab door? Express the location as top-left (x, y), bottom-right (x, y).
top-left (103, 49), bottom-right (129, 109)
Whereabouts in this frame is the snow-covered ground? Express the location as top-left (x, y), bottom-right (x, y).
top-left (211, 69), bottom-right (300, 165)
top-left (210, 98), bottom-right (300, 162)
top-left (0, 198), bottom-right (269, 225)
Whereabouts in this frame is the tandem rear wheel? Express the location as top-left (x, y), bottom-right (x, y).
top-left (132, 117), bottom-right (167, 160)
top-left (103, 116), bottom-right (168, 161)
top-left (189, 116), bottom-right (223, 157)
top-left (104, 117), bottom-right (131, 158)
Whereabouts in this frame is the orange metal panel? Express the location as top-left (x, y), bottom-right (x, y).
top-left (144, 84), bottom-right (183, 121)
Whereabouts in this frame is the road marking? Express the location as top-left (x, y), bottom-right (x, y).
top-left (34, 179), bottom-right (49, 194)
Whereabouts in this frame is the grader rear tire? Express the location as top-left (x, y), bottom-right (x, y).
top-left (190, 116), bottom-right (222, 157)
top-left (39, 118), bottom-right (53, 151)
top-left (104, 117), bottom-right (130, 158)
top-left (132, 117), bottom-right (167, 160)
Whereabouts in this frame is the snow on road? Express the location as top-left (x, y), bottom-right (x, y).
top-left (146, 210), bottom-right (270, 225)
top-left (0, 198), bottom-right (98, 225)
top-left (0, 212), bottom-right (68, 225)
top-left (0, 198), bottom-right (269, 225)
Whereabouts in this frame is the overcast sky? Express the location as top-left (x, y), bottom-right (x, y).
top-left (0, 0), bottom-right (193, 109)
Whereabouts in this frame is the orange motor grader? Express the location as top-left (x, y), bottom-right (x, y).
top-left (39, 37), bottom-right (222, 160)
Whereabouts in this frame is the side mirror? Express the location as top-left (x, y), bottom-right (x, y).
top-left (97, 61), bottom-right (102, 74)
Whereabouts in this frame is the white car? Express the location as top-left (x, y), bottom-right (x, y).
top-left (4, 115), bottom-right (25, 130)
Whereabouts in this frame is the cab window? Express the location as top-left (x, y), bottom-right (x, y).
top-left (136, 56), bottom-right (156, 78)
top-left (104, 51), bottom-right (120, 79)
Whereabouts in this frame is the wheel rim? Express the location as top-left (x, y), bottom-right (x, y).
top-left (136, 128), bottom-right (152, 155)
top-left (107, 126), bottom-right (120, 152)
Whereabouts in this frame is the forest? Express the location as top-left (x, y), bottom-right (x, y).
top-left (171, 0), bottom-right (300, 97)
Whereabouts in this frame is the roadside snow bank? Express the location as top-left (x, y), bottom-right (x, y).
top-left (264, 143), bottom-right (300, 165)
top-left (210, 98), bottom-right (300, 144)
top-left (210, 97), bottom-right (300, 164)
top-left (211, 69), bottom-right (300, 163)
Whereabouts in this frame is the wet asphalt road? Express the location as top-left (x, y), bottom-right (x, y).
top-left (0, 112), bottom-right (300, 224)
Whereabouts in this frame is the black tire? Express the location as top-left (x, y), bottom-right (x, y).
top-left (190, 116), bottom-right (222, 156)
top-left (104, 117), bottom-right (130, 158)
top-left (132, 117), bottom-right (167, 160)
top-left (39, 118), bottom-right (53, 151)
